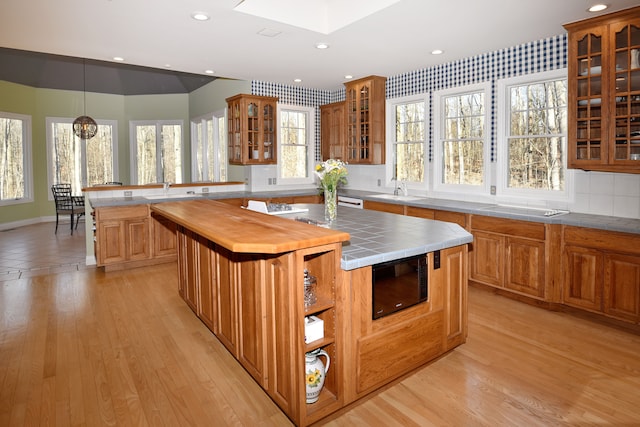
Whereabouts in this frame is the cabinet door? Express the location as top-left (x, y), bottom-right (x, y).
top-left (563, 245), bottom-right (603, 311)
top-left (470, 231), bottom-right (503, 287)
top-left (97, 220), bottom-right (126, 265)
top-left (236, 255), bottom-right (267, 385)
top-left (363, 200), bottom-right (404, 214)
top-left (125, 218), bottom-right (150, 261)
top-left (504, 236), bottom-right (545, 298)
top-left (344, 76), bottom-right (386, 164)
top-left (440, 245), bottom-right (467, 350)
top-left (182, 229), bottom-right (199, 313)
top-left (321, 102), bottom-right (345, 161)
top-left (603, 252), bottom-right (640, 322)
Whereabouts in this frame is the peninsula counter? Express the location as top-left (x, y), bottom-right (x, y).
top-left (151, 199), bottom-right (473, 426)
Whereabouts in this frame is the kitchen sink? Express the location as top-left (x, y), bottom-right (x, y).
top-left (144, 194), bottom-right (201, 200)
top-left (370, 194), bottom-right (424, 202)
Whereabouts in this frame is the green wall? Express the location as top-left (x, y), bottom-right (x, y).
top-left (0, 78), bottom-right (248, 226)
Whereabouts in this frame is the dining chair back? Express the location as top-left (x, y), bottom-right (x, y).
top-left (51, 183), bottom-right (85, 234)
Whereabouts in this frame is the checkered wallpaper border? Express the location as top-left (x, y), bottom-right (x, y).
top-left (252, 34), bottom-right (567, 162)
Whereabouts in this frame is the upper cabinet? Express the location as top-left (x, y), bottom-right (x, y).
top-left (565, 6), bottom-right (640, 174)
top-left (320, 101), bottom-right (346, 161)
top-left (226, 94), bottom-right (278, 165)
top-left (344, 75), bottom-right (387, 164)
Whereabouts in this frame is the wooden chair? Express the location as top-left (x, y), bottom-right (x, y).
top-left (51, 184), bottom-right (85, 234)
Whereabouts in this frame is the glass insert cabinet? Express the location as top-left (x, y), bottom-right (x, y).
top-left (226, 94), bottom-right (278, 165)
top-left (565, 6), bottom-right (640, 174)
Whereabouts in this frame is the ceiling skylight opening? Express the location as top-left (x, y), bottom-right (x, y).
top-left (588, 4), bottom-right (608, 12)
top-left (315, 42), bottom-right (330, 49)
top-left (191, 12), bottom-right (210, 21)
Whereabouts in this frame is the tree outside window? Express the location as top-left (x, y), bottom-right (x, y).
top-left (278, 106), bottom-right (314, 184)
top-left (0, 112), bottom-right (31, 202)
top-left (131, 121), bottom-right (183, 185)
top-left (394, 100), bottom-right (425, 183)
top-left (506, 79), bottom-right (567, 191)
top-left (47, 118), bottom-right (117, 195)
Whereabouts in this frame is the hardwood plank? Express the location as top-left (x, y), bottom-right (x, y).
top-left (2, 263), bottom-right (640, 426)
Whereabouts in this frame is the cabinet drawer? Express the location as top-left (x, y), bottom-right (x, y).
top-left (564, 226), bottom-right (640, 256)
top-left (471, 215), bottom-right (545, 240)
top-left (96, 204), bottom-right (149, 221)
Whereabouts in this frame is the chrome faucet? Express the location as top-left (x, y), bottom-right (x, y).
top-left (394, 181), bottom-right (408, 196)
top-left (163, 182), bottom-right (171, 194)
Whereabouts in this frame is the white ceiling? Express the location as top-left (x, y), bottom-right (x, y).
top-left (1, 0), bottom-right (638, 91)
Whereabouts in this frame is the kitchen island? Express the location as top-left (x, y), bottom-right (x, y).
top-left (150, 199), bottom-right (472, 426)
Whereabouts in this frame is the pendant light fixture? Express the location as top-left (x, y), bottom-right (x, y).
top-left (73, 59), bottom-right (97, 140)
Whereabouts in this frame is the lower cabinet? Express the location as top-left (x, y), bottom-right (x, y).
top-left (95, 205), bottom-right (177, 270)
top-left (469, 215), bottom-right (558, 300)
top-left (563, 226), bottom-right (640, 324)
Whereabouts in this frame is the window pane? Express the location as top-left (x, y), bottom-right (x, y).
top-left (507, 78), bottom-right (567, 191)
top-left (136, 125), bottom-right (157, 184)
top-left (440, 90), bottom-right (485, 187)
top-left (194, 122), bottom-right (204, 181)
top-left (216, 117), bottom-right (227, 181)
top-left (393, 100), bottom-right (426, 183)
top-left (442, 140), bottom-right (484, 185)
top-left (508, 137), bottom-right (564, 190)
top-left (51, 122), bottom-right (83, 194)
top-left (86, 125), bottom-right (114, 186)
top-left (161, 124), bottom-right (182, 183)
top-left (0, 117), bottom-right (25, 200)
top-left (280, 110), bottom-right (308, 179)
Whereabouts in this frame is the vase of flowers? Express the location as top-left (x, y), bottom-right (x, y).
top-left (315, 159), bottom-right (348, 222)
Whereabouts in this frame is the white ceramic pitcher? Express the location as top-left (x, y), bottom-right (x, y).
top-left (305, 349), bottom-right (331, 403)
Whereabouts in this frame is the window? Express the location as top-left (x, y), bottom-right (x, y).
top-left (278, 105), bottom-right (315, 184)
top-left (191, 111), bottom-right (226, 182)
top-left (130, 121), bottom-right (183, 185)
top-left (386, 95), bottom-right (427, 187)
top-left (433, 83), bottom-right (490, 194)
top-left (497, 70), bottom-right (569, 200)
top-left (47, 117), bottom-right (117, 195)
top-left (0, 112), bottom-right (32, 204)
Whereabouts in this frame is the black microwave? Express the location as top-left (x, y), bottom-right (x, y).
top-left (372, 254), bottom-right (428, 319)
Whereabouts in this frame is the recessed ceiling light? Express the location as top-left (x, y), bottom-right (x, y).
top-left (315, 42), bottom-right (330, 49)
top-left (588, 4), bottom-right (608, 12)
top-left (431, 49), bottom-right (443, 55)
top-left (257, 28), bottom-right (281, 37)
top-left (113, 56), bottom-right (124, 61)
top-left (191, 12), bottom-right (210, 21)
top-left (205, 70), bottom-right (215, 74)
top-left (344, 75), bottom-right (353, 79)
top-left (293, 78), bottom-right (302, 83)
top-left (164, 64), bottom-right (172, 68)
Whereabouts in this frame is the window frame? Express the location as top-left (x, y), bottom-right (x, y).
top-left (432, 82), bottom-right (491, 197)
top-left (496, 69), bottom-right (573, 204)
top-left (385, 94), bottom-right (429, 191)
top-left (0, 111), bottom-right (33, 206)
top-left (277, 104), bottom-right (316, 186)
top-left (46, 117), bottom-right (118, 197)
top-left (190, 109), bottom-right (226, 182)
top-left (129, 119), bottom-right (184, 185)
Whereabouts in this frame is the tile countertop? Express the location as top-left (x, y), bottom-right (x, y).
top-left (277, 204), bottom-right (473, 271)
top-left (86, 187), bottom-right (639, 236)
top-left (339, 189), bottom-right (640, 236)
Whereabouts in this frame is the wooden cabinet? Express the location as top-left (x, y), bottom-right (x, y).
top-left (563, 226), bottom-right (640, 323)
top-left (470, 215), bottom-right (553, 300)
top-left (95, 204), bottom-right (177, 270)
top-left (320, 101), bottom-right (345, 161)
top-left (344, 76), bottom-right (386, 164)
top-left (363, 200), bottom-right (404, 214)
top-left (96, 205), bottom-right (151, 268)
top-left (565, 6), bottom-right (640, 174)
top-left (227, 94), bottom-right (278, 165)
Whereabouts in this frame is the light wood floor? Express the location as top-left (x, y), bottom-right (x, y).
top-left (2, 225), bottom-right (640, 426)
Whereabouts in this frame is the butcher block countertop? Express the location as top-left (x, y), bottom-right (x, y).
top-left (150, 199), bottom-right (350, 254)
